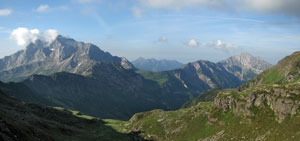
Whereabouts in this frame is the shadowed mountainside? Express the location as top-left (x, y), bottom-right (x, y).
top-left (0, 89), bottom-right (146, 141)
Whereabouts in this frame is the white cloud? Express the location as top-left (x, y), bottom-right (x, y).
top-left (10, 28), bottom-right (40, 46)
top-left (159, 36), bottom-right (168, 42)
top-left (132, 6), bottom-right (143, 18)
top-left (0, 9), bottom-right (12, 16)
top-left (10, 27), bottom-right (58, 46)
top-left (187, 39), bottom-right (199, 47)
top-left (207, 40), bottom-right (241, 52)
top-left (35, 5), bottom-right (69, 13)
top-left (44, 29), bottom-right (58, 43)
top-left (138, 0), bottom-right (227, 10)
top-left (36, 5), bottom-right (49, 12)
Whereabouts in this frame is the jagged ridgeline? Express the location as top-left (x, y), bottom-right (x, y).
top-left (120, 51), bottom-right (300, 140)
top-left (0, 35), bottom-right (134, 82)
top-left (0, 35), bottom-right (271, 120)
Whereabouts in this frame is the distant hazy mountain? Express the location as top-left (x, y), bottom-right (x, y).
top-left (0, 35), bottom-right (134, 82)
top-left (218, 53), bottom-right (272, 82)
top-left (132, 57), bottom-right (183, 72)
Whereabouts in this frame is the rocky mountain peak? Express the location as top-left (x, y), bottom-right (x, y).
top-left (218, 53), bottom-right (272, 82)
top-left (0, 35), bottom-right (134, 82)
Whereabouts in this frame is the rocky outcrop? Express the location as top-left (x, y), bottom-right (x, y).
top-left (214, 83), bottom-right (300, 122)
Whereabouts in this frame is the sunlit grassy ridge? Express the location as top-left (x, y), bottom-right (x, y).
top-left (54, 107), bottom-right (95, 120)
top-left (246, 51), bottom-right (300, 86)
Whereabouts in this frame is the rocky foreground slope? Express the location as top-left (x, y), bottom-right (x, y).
top-left (114, 51), bottom-right (300, 140)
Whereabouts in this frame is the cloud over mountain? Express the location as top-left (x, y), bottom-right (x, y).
top-left (10, 27), bottom-right (58, 46)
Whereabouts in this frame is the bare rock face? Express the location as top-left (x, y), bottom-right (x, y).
top-left (0, 35), bottom-right (135, 82)
top-left (218, 53), bottom-right (272, 82)
top-left (174, 60), bottom-right (242, 90)
top-left (214, 83), bottom-right (300, 123)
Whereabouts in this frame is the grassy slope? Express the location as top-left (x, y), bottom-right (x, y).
top-left (136, 70), bottom-right (170, 87)
top-left (244, 51), bottom-right (300, 86)
top-left (181, 88), bottom-right (222, 108)
top-left (112, 100), bottom-right (300, 141)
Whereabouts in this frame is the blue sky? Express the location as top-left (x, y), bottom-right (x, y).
top-left (0, 0), bottom-right (300, 64)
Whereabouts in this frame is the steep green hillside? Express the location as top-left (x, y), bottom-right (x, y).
top-left (240, 51), bottom-right (300, 89)
top-left (0, 90), bottom-right (144, 141)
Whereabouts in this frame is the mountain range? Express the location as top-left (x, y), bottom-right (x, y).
top-left (116, 51), bottom-right (300, 141)
top-left (1, 50), bottom-right (298, 140)
top-left (132, 57), bottom-right (184, 72)
top-left (2, 35), bottom-right (296, 140)
top-left (0, 36), bottom-right (272, 120)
